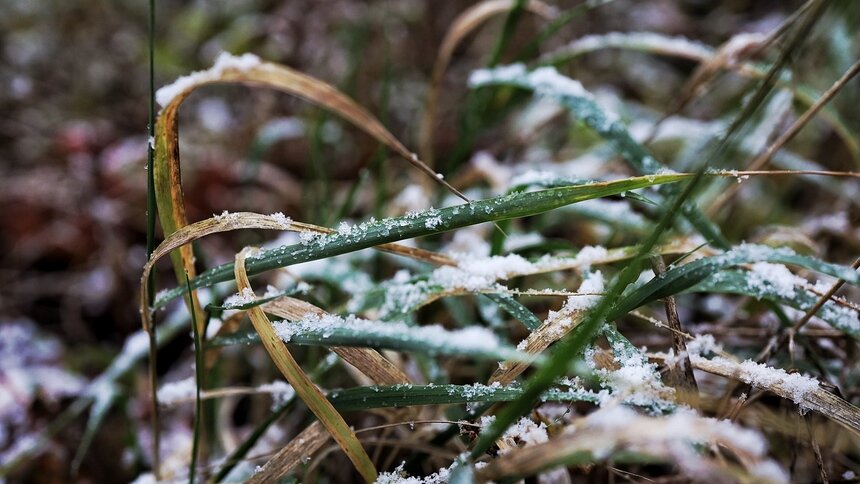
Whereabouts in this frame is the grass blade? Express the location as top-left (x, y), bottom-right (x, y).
top-left (233, 249), bottom-right (377, 482)
top-left (153, 173), bottom-right (693, 308)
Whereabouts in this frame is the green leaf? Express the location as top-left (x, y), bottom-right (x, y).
top-left (690, 269), bottom-right (860, 339)
top-left (609, 244), bottom-right (860, 320)
top-left (327, 383), bottom-right (602, 412)
top-left (153, 173), bottom-right (692, 309)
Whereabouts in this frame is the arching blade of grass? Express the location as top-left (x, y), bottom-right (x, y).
top-left (141, 211), bottom-right (452, 333)
top-left (327, 383), bottom-right (601, 411)
top-left (539, 31), bottom-right (860, 162)
top-left (234, 249), bottom-right (378, 483)
top-left (152, 53), bottom-right (467, 281)
top-left (153, 173), bottom-right (693, 308)
top-left (608, 244), bottom-right (860, 321)
top-left (687, 355), bottom-right (860, 436)
top-left (418, 0), bottom-right (557, 164)
top-left (468, 63), bottom-right (730, 248)
top-left (689, 269), bottom-right (860, 339)
top-left (208, 314), bottom-right (541, 364)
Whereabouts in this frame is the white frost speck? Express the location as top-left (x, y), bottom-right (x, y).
top-left (224, 287), bottom-right (256, 307)
top-left (747, 262), bottom-right (806, 299)
top-left (269, 212), bottom-right (292, 229)
top-left (157, 377), bottom-right (196, 406)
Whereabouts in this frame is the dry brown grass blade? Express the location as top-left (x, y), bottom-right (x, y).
top-left (490, 309), bottom-right (581, 386)
top-left (139, 212), bottom-right (291, 331)
top-left (418, 0), bottom-right (557, 165)
top-left (261, 297), bottom-right (411, 386)
top-left (476, 407), bottom-right (786, 483)
top-left (235, 249), bottom-right (377, 482)
top-left (154, 54), bottom-right (469, 243)
top-left (247, 421), bottom-right (330, 484)
top-left (651, 256), bottom-right (699, 404)
top-left (689, 355), bottom-right (860, 436)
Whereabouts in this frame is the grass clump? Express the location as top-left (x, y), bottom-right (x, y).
top-left (3, 1), bottom-right (860, 483)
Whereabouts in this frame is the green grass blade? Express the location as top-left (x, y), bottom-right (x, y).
top-left (327, 383), bottom-right (601, 411)
top-left (153, 173), bottom-right (692, 308)
top-left (209, 317), bottom-right (540, 364)
top-left (690, 269), bottom-right (860, 339)
top-left (609, 244), bottom-right (860, 319)
top-left (483, 293), bottom-right (542, 331)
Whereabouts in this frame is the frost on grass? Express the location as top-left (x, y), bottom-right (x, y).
top-left (375, 461), bottom-right (452, 484)
top-left (694, 356), bottom-right (819, 407)
top-left (273, 313), bottom-right (513, 358)
top-left (370, 248), bottom-right (610, 319)
top-left (579, 406), bottom-right (787, 482)
top-left (269, 212), bottom-right (292, 229)
top-left (547, 31), bottom-right (714, 62)
top-left (469, 64), bottom-right (619, 126)
top-left (499, 417), bottom-right (549, 452)
top-left (747, 262), bottom-right (806, 299)
top-left (585, 335), bottom-right (675, 411)
top-left (155, 52), bottom-right (262, 107)
top-left (223, 287), bottom-right (257, 307)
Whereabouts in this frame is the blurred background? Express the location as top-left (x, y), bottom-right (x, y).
top-left (2, 0), bottom-right (858, 482)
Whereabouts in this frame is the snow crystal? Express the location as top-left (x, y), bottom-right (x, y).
top-left (424, 215), bottom-right (443, 229)
top-left (213, 210), bottom-right (241, 223)
top-left (565, 271), bottom-right (605, 311)
top-left (572, 245), bottom-right (608, 272)
top-left (375, 461), bottom-right (452, 484)
top-left (735, 359), bottom-right (819, 405)
top-left (747, 262), bottom-right (805, 299)
top-left (501, 417), bottom-right (548, 449)
top-left (155, 52), bottom-right (262, 107)
top-left (269, 212), bottom-right (292, 229)
top-left (223, 287), bottom-right (257, 307)
top-left (157, 377), bottom-right (196, 405)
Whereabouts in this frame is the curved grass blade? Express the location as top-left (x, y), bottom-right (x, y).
top-left (609, 244), bottom-right (860, 320)
top-left (234, 249), bottom-right (377, 482)
top-left (153, 173), bottom-right (693, 308)
top-left (689, 269), bottom-right (860, 339)
top-left (539, 31), bottom-right (859, 162)
top-left (468, 63), bottom-right (730, 247)
top-left (689, 355), bottom-right (860, 436)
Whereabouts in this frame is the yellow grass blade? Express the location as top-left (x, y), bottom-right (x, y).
top-left (234, 248), bottom-right (377, 482)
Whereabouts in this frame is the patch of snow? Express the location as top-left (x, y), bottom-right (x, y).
top-left (155, 52), bottom-right (262, 107)
top-left (747, 262), bottom-right (806, 299)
